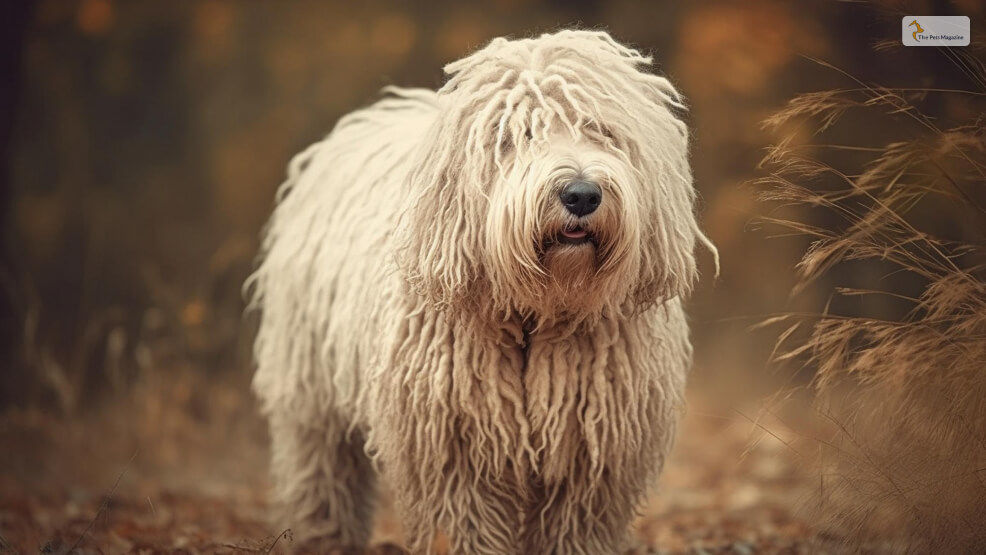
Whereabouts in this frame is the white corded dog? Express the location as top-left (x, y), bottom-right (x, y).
top-left (248, 29), bottom-right (716, 554)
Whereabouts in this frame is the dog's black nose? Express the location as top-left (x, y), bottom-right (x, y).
top-left (559, 180), bottom-right (602, 217)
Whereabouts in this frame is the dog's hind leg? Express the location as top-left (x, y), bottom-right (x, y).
top-left (267, 409), bottom-right (376, 551)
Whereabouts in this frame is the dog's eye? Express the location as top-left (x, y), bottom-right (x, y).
top-left (587, 122), bottom-right (615, 142)
top-left (498, 128), bottom-right (531, 153)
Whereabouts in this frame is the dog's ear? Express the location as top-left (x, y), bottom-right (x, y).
top-left (395, 109), bottom-right (488, 312)
top-left (627, 77), bottom-right (718, 307)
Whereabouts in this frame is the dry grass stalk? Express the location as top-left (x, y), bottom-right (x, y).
top-left (757, 48), bottom-right (986, 552)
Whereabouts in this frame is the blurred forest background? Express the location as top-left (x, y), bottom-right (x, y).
top-left (1, 0), bottom-right (983, 553)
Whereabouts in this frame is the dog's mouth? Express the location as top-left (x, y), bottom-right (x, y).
top-left (554, 223), bottom-right (595, 246)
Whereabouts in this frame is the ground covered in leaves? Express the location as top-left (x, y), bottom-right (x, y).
top-left (0, 373), bottom-right (818, 554)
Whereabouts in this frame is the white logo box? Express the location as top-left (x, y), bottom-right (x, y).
top-left (902, 16), bottom-right (970, 46)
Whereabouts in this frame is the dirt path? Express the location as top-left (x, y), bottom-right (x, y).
top-left (0, 378), bottom-right (815, 554)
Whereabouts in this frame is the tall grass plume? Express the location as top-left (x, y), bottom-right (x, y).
top-left (758, 47), bottom-right (986, 552)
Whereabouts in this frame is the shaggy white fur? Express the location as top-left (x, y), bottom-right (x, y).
top-left (247, 30), bottom-right (716, 554)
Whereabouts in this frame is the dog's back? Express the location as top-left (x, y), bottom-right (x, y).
top-left (249, 88), bottom-right (438, 421)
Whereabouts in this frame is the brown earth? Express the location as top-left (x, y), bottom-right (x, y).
top-left (0, 372), bottom-right (818, 554)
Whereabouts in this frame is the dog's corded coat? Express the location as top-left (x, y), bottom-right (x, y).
top-left (248, 30), bottom-right (715, 554)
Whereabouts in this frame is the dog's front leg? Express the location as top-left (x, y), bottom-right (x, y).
top-left (378, 415), bottom-right (527, 554)
top-left (521, 469), bottom-right (640, 555)
top-left (372, 310), bottom-right (532, 554)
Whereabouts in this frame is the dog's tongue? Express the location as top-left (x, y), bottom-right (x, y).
top-left (562, 228), bottom-right (588, 240)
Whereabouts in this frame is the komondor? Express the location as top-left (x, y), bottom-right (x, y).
top-left (247, 30), bottom-right (716, 554)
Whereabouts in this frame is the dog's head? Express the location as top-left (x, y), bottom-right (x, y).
top-left (398, 30), bottom-right (715, 323)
